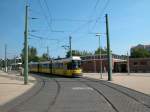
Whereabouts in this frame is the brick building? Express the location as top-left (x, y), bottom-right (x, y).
top-left (129, 44), bottom-right (150, 72)
top-left (129, 58), bottom-right (150, 73)
top-left (81, 54), bottom-right (127, 73)
top-left (81, 53), bottom-right (150, 73)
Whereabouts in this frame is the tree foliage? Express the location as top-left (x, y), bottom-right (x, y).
top-left (28, 47), bottom-right (39, 62)
top-left (66, 50), bottom-right (93, 58)
top-left (21, 46), bottom-right (50, 62)
top-left (94, 47), bottom-right (107, 54)
top-left (131, 48), bottom-right (150, 58)
top-left (39, 53), bottom-right (49, 61)
top-left (21, 46), bottom-right (39, 63)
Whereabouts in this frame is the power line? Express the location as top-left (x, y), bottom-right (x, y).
top-left (31, 0), bottom-right (110, 41)
top-left (43, 0), bottom-right (53, 28)
top-left (88, 0), bottom-right (101, 18)
top-left (29, 34), bottom-right (60, 42)
top-left (97, 0), bottom-right (110, 20)
top-left (70, 19), bottom-right (93, 34)
top-left (38, 0), bottom-right (105, 34)
top-left (91, 0), bottom-right (110, 30)
top-left (38, 0), bottom-right (52, 31)
top-left (70, 0), bottom-right (110, 35)
top-left (37, 0), bottom-right (64, 33)
top-left (87, 0), bottom-right (101, 34)
top-left (51, 18), bottom-right (93, 22)
top-left (93, 0), bottom-right (100, 10)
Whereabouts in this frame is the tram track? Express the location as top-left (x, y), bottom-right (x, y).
top-left (7, 76), bottom-right (46, 112)
top-left (3, 73), bottom-right (150, 112)
top-left (75, 78), bottom-right (119, 112)
top-left (76, 77), bottom-right (150, 112)
top-left (46, 77), bottom-right (61, 112)
top-left (5, 74), bottom-right (61, 112)
top-left (82, 77), bottom-right (150, 109)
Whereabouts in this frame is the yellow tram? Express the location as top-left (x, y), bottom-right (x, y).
top-left (29, 56), bottom-right (82, 77)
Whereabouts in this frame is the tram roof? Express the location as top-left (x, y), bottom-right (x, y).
top-left (29, 56), bottom-right (81, 64)
top-left (53, 56), bottom-right (81, 63)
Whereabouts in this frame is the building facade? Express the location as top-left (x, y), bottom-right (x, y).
top-left (81, 54), bottom-right (127, 73)
top-left (129, 58), bottom-right (150, 73)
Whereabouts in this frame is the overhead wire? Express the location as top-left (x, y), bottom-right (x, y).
top-left (38, 0), bottom-right (53, 32)
top-left (43, 0), bottom-right (53, 29)
top-left (32, 0), bottom-right (110, 35)
top-left (30, 0), bottom-right (110, 57)
top-left (51, 18), bottom-right (93, 22)
top-left (93, 0), bottom-right (101, 9)
top-left (71, 0), bottom-right (110, 35)
top-left (71, 0), bottom-right (104, 34)
top-left (69, 0), bottom-right (109, 50)
top-left (90, 0), bottom-right (110, 30)
top-left (87, 0), bottom-right (101, 34)
top-left (68, 0), bottom-right (101, 38)
top-left (97, 0), bottom-right (110, 20)
top-left (29, 34), bottom-right (60, 43)
top-left (37, 0), bottom-right (64, 33)
top-left (43, 0), bottom-right (65, 32)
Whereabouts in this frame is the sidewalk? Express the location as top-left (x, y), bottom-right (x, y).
top-left (83, 73), bottom-right (150, 95)
top-left (0, 70), bottom-right (36, 106)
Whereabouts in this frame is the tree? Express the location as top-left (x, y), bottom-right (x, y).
top-left (0, 59), bottom-right (5, 67)
top-left (131, 48), bottom-right (150, 58)
top-left (21, 46), bottom-right (39, 63)
top-left (95, 47), bottom-right (107, 54)
top-left (40, 53), bottom-right (49, 61)
top-left (66, 50), bottom-right (93, 58)
top-left (29, 47), bottom-right (39, 62)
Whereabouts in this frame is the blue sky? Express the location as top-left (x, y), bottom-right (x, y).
top-left (0, 0), bottom-right (150, 59)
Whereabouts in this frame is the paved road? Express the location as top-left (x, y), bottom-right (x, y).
top-left (1, 73), bottom-right (150, 112)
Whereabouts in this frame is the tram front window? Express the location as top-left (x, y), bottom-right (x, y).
top-left (72, 60), bottom-right (81, 69)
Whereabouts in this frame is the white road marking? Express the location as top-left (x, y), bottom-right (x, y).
top-left (72, 87), bottom-right (93, 90)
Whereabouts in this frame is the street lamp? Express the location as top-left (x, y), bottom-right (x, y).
top-left (96, 33), bottom-right (102, 79)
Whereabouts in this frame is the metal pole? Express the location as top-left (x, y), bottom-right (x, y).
top-left (98, 36), bottom-right (103, 79)
top-left (69, 36), bottom-right (72, 57)
top-left (105, 14), bottom-right (112, 81)
top-left (14, 56), bottom-right (16, 70)
top-left (5, 44), bottom-right (7, 72)
top-left (0, 59), bottom-right (1, 70)
top-left (47, 46), bottom-right (49, 60)
top-left (127, 52), bottom-right (130, 75)
top-left (94, 55), bottom-right (96, 73)
top-left (0, 59), bottom-right (2, 70)
top-left (24, 4), bottom-right (28, 85)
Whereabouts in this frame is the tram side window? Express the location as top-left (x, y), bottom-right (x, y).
top-left (58, 63), bottom-right (63, 69)
top-left (63, 63), bottom-right (67, 70)
top-left (43, 64), bottom-right (49, 68)
top-left (55, 63), bottom-right (57, 68)
top-left (56, 63), bottom-right (59, 69)
top-left (67, 62), bottom-right (72, 69)
top-left (49, 63), bottom-right (52, 69)
top-left (52, 63), bottom-right (55, 68)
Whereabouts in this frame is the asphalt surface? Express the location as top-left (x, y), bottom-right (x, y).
top-left (0, 73), bottom-right (150, 112)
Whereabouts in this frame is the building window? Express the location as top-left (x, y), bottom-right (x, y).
top-left (133, 62), bottom-right (138, 65)
top-left (140, 61), bottom-right (147, 65)
top-left (148, 61), bottom-right (150, 65)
